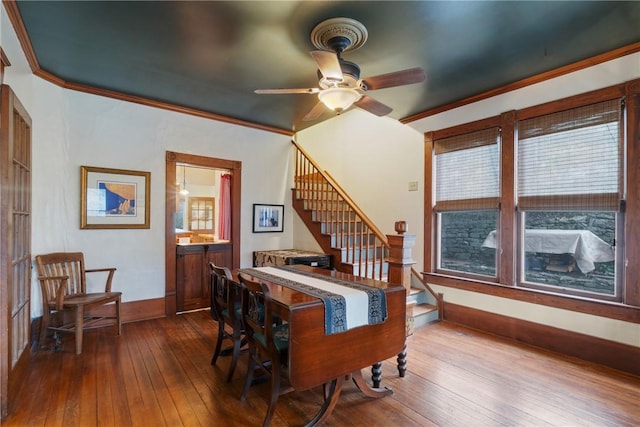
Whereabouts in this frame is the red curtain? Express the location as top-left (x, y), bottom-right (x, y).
top-left (218, 173), bottom-right (231, 240)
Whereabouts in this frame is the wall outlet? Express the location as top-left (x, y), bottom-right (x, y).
top-left (408, 181), bottom-right (419, 191)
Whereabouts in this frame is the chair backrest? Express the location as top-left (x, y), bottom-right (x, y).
top-left (238, 273), bottom-right (279, 356)
top-left (35, 252), bottom-right (87, 303)
top-left (209, 262), bottom-right (239, 324)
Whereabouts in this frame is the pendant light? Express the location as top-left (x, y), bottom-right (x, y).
top-left (179, 166), bottom-right (189, 196)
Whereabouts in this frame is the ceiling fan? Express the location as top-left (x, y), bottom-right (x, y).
top-left (254, 17), bottom-right (426, 122)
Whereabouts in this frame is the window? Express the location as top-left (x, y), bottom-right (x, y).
top-left (434, 128), bottom-right (500, 277)
top-left (516, 99), bottom-right (623, 299)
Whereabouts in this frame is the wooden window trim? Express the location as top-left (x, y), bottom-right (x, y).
top-left (424, 78), bottom-right (640, 322)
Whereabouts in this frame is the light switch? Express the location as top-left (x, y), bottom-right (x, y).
top-left (408, 181), bottom-right (419, 191)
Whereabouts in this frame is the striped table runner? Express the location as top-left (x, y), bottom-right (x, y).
top-left (238, 266), bottom-right (387, 334)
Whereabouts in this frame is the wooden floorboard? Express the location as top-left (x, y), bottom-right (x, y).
top-left (4, 310), bottom-right (640, 426)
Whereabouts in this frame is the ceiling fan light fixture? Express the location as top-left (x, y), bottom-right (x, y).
top-left (318, 87), bottom-right (360, 113)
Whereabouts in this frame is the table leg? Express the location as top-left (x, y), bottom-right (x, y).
top-left (397, 343), bottom-right (407, 377)
top-left (371, 362), bottom-right (382, 388)
top-left (305, 376), bottom-right (345, 427)
top-left (351, 369), bottom-right (393, 398)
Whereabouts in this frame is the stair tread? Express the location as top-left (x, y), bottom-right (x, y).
top-left (412, 303), bottom-right (437, 316)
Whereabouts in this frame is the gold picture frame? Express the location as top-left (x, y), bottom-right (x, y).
top-left (81, 166), bottom-right (151, 229)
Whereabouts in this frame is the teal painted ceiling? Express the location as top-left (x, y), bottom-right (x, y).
top-left (14, 1), bottom-right (640, 132)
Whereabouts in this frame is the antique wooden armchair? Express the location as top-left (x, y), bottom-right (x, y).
top-left (209, 262), bottom-right (245, 382)
top-left (238, 273), bottom-right (292, 427)
top-left (35, 252), bottom-right (121, 355)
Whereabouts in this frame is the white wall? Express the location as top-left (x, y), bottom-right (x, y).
top-left (2, 11), bottom-right (294, 317)
top-left (296, 53), bottom-right (640, 348)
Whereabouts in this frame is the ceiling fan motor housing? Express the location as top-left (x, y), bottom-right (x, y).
top-left (326, 35), bottom-right (351, 54)
top-left (317, 58), bottom-right (360, 88)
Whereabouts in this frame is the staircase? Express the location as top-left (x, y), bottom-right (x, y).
top-left (291, 141), bottom-right (441, 329)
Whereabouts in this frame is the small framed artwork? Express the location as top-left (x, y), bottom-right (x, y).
top-left (81, 165), bottom-right (151, 229)
top-left (253, 204), bottom-right (284, 233)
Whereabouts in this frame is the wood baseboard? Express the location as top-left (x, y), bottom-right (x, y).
top-left (442, 302), bottom-right (640, 377)
top-left (85, 297), bottom-right (167, 323)
top-left (31, 297), bottom-right (168, 346)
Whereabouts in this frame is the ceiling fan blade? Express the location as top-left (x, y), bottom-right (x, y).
top-left (360, 67), bottom-right (426, 91)
top-left (355, 95), bottom-right (393, 116)
top-left (302, 101), bottom-right (328, 122)
top-left (255, 88), bottom-right (320, 94)
top-left (310, 50), bottom-right (343, 82)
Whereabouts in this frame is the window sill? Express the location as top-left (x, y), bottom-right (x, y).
top-left (422, 271), bottom-right (640, 324)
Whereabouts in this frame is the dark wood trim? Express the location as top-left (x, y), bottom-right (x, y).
top-left (2, 1), bottom-right (39, 73)
top-left (443, 302), bottom-right (640, 377)
top-left (423, 132), bottom-right (435, 273)
top-left (0, 84), bottom-right (11, 422)
top-left (424, 272), bottom-right (640, 324)
top-left (431, 115), bottom-right (502, 140)
top-left (402, 41), bottom-right (640, 124)
top-left (88, 297), bottom-right (166, 323)
top-left (0, 48), bottom-right (10, 86)
top-left (1, 1), bottom-right (294, 137)
top-left (60, 79), bottom-right (294, 136)
top-left (33, 297), bottom-right (168, 349)
top-left (625, 79), bottom-right (640, 307)
top-left (165, 151), bottom-right (241, 316)
top-left (498, 111), bottom-right (516, 285)
top-left (515, 83), bottom-right (626, 121)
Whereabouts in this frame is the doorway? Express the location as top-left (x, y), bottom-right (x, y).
top-left (165, 151), bottom-right (241, 315)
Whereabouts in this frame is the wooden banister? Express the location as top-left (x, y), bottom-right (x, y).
top-left (292, 140), bottom-right (443, 311)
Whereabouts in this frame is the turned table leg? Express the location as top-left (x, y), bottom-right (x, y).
top-left (397, 343), bottom-right (407, 377)
top-left (371, 362), bottom-right (382, 388)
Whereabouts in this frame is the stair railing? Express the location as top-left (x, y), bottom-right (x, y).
top-left (293, 141), bottom-right (388, 280)
top-left (292, 141), bottom-right (443, 313)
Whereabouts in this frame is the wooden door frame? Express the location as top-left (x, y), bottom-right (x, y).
top-left (165, 151), bottom-right (241, 316)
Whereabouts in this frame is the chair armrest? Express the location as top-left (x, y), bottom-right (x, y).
top-left (38, 275), bottom-right (69, 310)
top-left (86, 267), bottom-right (117, 292)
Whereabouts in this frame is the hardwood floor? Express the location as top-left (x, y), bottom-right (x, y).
top-left (4, 309), bottom-right (640, 426)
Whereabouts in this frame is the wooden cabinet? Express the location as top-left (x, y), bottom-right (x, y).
top-left (176, 243), bottom-right (232, 312)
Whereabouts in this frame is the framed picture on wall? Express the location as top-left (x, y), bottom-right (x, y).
top-left (253, 204), bottom-right (284, 233)
top-left (81, 165), bottom-right (151, 229)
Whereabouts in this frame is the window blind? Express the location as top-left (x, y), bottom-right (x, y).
top-left (517, 99), bottom-right (622, 211)
top-left (435, 128), bottom-right (500, 211)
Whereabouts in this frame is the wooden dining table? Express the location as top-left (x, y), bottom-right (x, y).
top-left (234, 264), bottom-right (406, 426)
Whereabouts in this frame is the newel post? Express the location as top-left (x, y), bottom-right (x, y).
top-left (386, 221), bottom-right (416, 293)
top-left (386, 221), bottom-right (416, 338)
top-left (375, 220), bottom-right (416, 383)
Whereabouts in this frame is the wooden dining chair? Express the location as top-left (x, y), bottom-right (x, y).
top-left (238, 273), bottom-right (292, 427)
top-left (35, 252), bottom-right (121, 355)
top-left (209, 262), bottom-right (245, 382)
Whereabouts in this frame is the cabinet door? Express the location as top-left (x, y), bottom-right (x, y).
top-left (176, 249), bottom-right (208, 312)
top-left (205, 245), bottom-right (233, 271)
